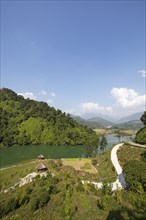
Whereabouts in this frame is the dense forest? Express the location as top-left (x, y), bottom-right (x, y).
top-left (0, 88), bottom-right (99, 147)
top-left (135, 111), bottom-right (146, 144)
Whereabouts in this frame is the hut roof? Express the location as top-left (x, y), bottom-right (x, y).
top-left (38, 155), bottom-right (45, 159)
top-left (37, 163), bottom-right (46, 170)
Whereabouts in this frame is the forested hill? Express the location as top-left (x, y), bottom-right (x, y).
top-left (0, 88), bottom-right (99, 147)
top-left (135, 111), bottom-right (146, 145)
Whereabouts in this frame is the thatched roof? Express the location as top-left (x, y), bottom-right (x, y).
top-left (37, 163), bottom-right (47, 171)
top-left (38, 155), bottom-right (45, 159)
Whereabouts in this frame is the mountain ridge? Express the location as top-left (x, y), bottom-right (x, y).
top-left (72, 115), bottom-right (143, 130)
top-left (79, 112), bottom-right (143, 123)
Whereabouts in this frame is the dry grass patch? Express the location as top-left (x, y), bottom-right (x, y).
top-left (117, 144), bottom-right (146, 167)
top-left (62, 158), bottom-right (98, 174)
top-left (93, 129), bottom-right (112, 135)
top-left (94, 129), bottom-right (136, 136)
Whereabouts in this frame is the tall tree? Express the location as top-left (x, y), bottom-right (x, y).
top-left (100, 135), bottom-right (108, 152)
top-left (140, 111), bottom-right (146, 126)
top-left (86, 135), bottom-right (99, 157)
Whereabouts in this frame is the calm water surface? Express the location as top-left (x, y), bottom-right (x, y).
top-left (0, 134), bottom-right (135, 167)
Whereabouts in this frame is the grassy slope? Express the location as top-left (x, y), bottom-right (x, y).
top-left (117, 143), bottom-right (146, 167)
top-left (62, 158), bottom-right (98, 174)
top-left (0, 146), bottom-right (146, 220)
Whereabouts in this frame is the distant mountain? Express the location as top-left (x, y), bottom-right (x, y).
top-left (72, 116), bottom-right (104, 129)
top-left (117, 112), bottom-right (143, 123)
top-left (88, 117), bottom-right (114, 127)
top-left (113, 120), bottom-right (144, 130)
top-left (81, 113), bottom-right (116, 122)
top-left (81, 113), bottom-right (101, 120)
top-left (72, 114), bottom-right (143, 131)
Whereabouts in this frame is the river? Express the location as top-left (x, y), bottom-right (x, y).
top-left (0, 134), bottom-right (135, 167)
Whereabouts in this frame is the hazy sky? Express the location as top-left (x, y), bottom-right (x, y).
top-left (1, 0), bottom-right (146, 118)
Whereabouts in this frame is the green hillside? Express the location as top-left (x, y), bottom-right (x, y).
top-left (72, 115), bottom-right (143, 131)
top-left (0, 88), bottom-right (99, 147)
top-left (89, 117), bottom-right (114, 127)
top-left (113, 120), bottom-right (143, 130)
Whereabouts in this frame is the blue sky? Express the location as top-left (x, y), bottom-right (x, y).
top-left (1, 0), bottom-right (146, 118)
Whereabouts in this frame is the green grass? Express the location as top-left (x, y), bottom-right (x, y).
top-left (93, 149), bottom-right (117, 183)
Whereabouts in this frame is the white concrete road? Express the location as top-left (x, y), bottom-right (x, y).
top-left (110, 143), bottom-right (126, 190)
top-left (82, 142), bottom-right (126, 191)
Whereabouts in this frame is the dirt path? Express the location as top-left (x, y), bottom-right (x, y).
top-left (3, 171), bottom-right (48, 193)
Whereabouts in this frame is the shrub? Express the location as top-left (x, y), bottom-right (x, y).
top-left (29, 197), bottom-right (39, 211)
top-left (123, 160), bottom-right (146, 192)
top-left (81, 163), bottom-right (91, 170)
top-left (20, 195), bottom-right (30, 205)
top-left (102, 183), bottom-right (112, 195)
top-left (1, 197), bottom-right (19, 216)
top-left (91, 159), bottom-right (98, 166)
top-left (38, 192), bottom-right (50, 208)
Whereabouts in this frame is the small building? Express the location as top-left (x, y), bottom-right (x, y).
top-left (38, 155), bottom-right (45, 160)
top-left (37, 163), bottom-right (47, 172)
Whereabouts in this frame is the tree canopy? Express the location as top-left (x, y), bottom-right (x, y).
top-left (140, 111), bottom-right (146, 126)
top-left (123, 160), bottom-right (146, 192)
top-left (100, 135), bottom-right (108, 152)
top-left (0, 88), bottom-right (99, 148)
top-left (135, 111), bottom-right (146, 144)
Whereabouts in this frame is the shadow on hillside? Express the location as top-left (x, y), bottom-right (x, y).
top-left (106, 209), bottom-right (124, 220)
top-left (106, 208), bottom-right (146, 220)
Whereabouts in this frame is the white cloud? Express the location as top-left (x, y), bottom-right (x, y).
top-left (64, 108), bottom-right (81, 116)
top-left (46, 99), bottom-right (53, 105)
top-left (111, 87), bottom-right (146, 108)
top-left (80, 102), bottom-right (103, 112)
top-left (138, 69), bottom-right (146, 77)
top-left (80, 102), bottom-right (113, 114)
top-left (40, 90), bottom-right (47, 95)
top-left (64, 102), bottom-right (113, 117)
top-left (18, 92), bottom-right (37, 100)
top-left (50, 92), bottom-right (56, 97)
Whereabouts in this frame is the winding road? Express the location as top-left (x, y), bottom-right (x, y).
top-left (110, 143), bottom-right (126, 190)
top-left (82, 142), bottom-right (126, 190)
top-left (82, 141), bottom-right (146, 191)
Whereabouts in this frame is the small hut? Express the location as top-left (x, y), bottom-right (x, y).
top-left (37, 163), bottom-right (47, 172)
top-left (38, 155), bottom-right (45, 160)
